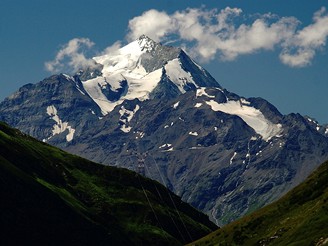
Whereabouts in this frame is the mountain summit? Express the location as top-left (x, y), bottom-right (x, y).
top-left (1, 36), bottom-right (328, 225)
top-left (76, 35), bottom-right (219, 114)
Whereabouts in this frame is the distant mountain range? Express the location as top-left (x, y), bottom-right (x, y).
top-left (0, 121), bottom-right (216, 245)
top-left (190, 158), bottom-right (328, 245)
top-left (1, 35), bottom-right (328, 225)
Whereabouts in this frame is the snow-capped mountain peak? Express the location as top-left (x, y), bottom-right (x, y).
top-left (78, 35), bottom-right (219, 115)
top-left (137, 34), bottom-right (158, 52)
top-left (92, 35), bottom-right (162, 76)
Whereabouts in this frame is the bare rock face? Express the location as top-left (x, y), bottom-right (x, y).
top-left (1, 36), bottom-right (328, 226)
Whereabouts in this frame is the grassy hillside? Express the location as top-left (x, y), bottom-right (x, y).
top-left (190, 159), bottom-right (328, 246)
top-left (0, 122), bottom-right (216, 245)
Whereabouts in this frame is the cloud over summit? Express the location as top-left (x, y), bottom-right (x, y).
top-left (45, 6), bottom-right (328, 74)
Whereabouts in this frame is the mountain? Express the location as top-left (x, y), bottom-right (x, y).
top-left (190, 159), bottom-right (328, 246)
top-left (0, 121), bottom-right (216, 245)
top-left (1, 35), bottom-right (328, 226)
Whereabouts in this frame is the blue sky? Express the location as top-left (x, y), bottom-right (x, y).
top-left (1, 0), bottom-right (327, 123)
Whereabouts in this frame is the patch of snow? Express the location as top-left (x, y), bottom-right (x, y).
top-left (159, 143), bottom-right (174, 152)
top-left (119, 104), bottom-right (139, 133)
top-left (62, 74), bottom-right (73, 81)
top-left (189, 131), bottom-right (198, 136)
top-left (256, 150), bottom-right (263, 156)
top-left (82, 68), bottom-right (161, 115)
top-left (306, 117), bottom-right (318, 124)
top-left (205, 100), bottom-right (282, 141)
top-left (46, 105), bottom-right (75, 142)
top-left (196, 87), bottom-right (215, 98)
top-left (66, 128), bottom-right (75, 141)
top-left (173, 101), bottom-right (180, 109)
top-left (135, 131), bottom-right (145, 139)
top-left (164, 125), bottom-right (169, 129)
top-left (159, 143), bottom-right (172, 149)
top-left (306, 117), bottom-right (322, 132)
top-left (165, 58), bottom-right (197, 93)
top-left (194, 102), bottom-right (203, 108)
top-left (230, 152), bottom-right (237, 165)
top-left (189, 146), bottom-right (203, 150)
top-left (119, 104), bottom-right (139, 122)
top-left (240, 98), bottom-right (251, 105)
top-left (121, 125), bottom-right (132, 133)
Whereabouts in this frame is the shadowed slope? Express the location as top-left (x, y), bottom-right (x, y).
top-left (0, 122), bottom-right (216, 245)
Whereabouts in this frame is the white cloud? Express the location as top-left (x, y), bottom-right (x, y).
top-left (280, 7), bottom-right (328, 67)
top-left (280, 48), bottom-right (315, 67)
top-left (127, 9), bottom-right (173, 42)
top-left (45, 38), bottom-right (96, 73)
top-left (213, 16), bottom-right (298, 61)
top-left (299, 7), bottom-right (328, 47)
top-left (126, 6), bottom-right (328, 67)
top-left (46, 7), bottom-right (328, 72)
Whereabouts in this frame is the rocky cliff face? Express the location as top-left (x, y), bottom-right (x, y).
top-left (1, 35), bottom-right (328, 225)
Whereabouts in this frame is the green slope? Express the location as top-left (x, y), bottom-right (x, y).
top-left (0, 122), bottom-right (216, 245)
top-left (190, 159), bottom-right (328, 246)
